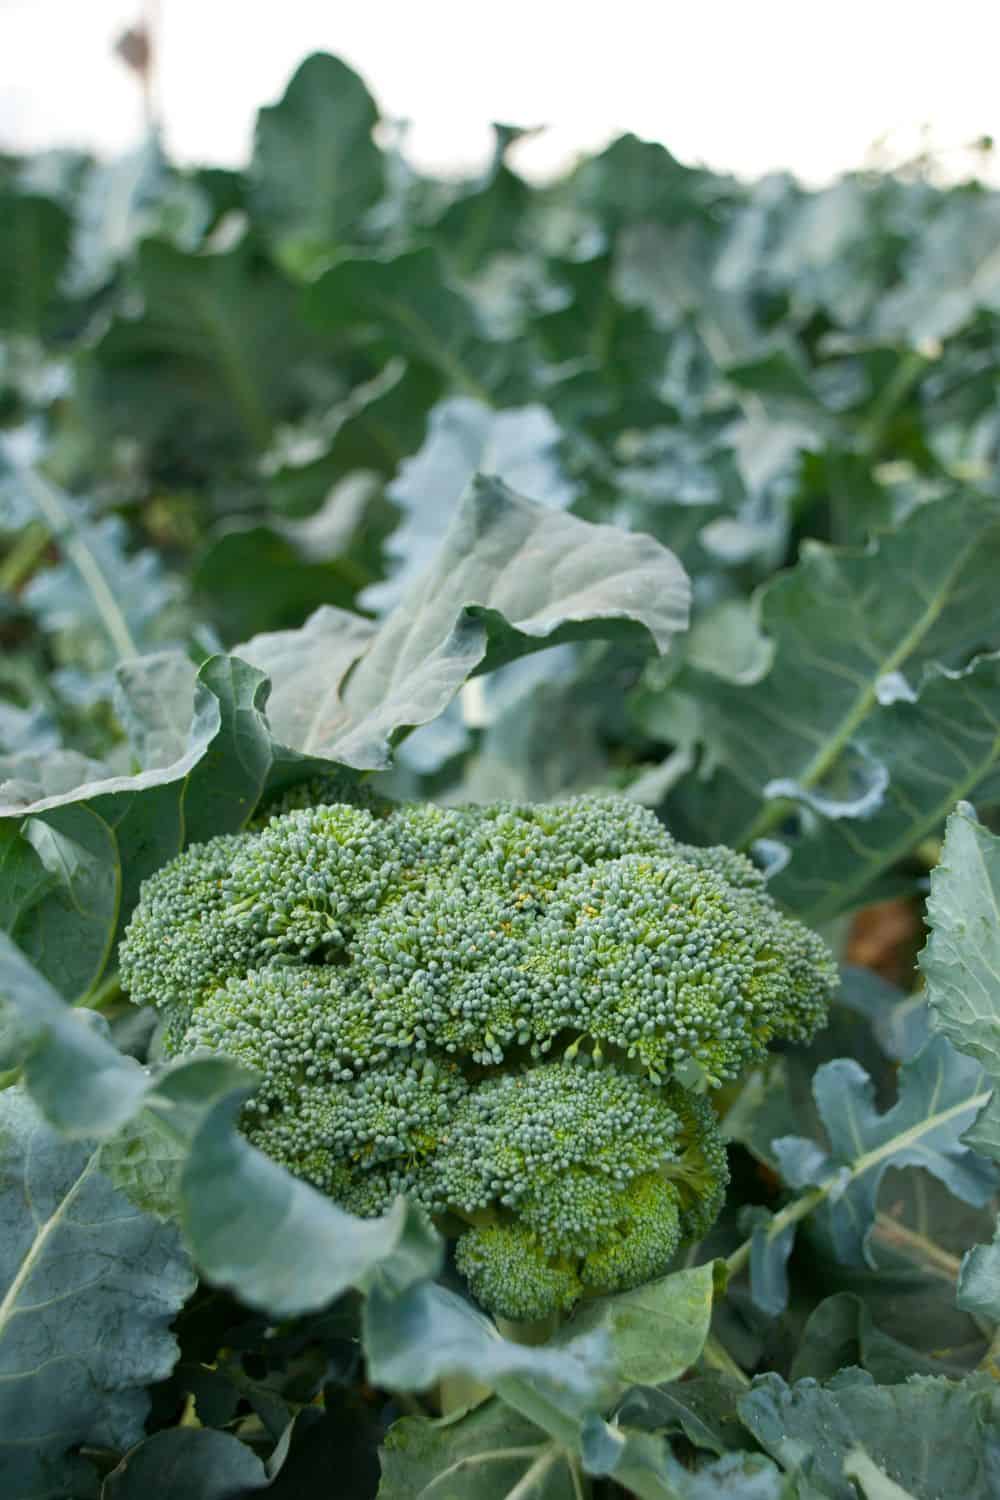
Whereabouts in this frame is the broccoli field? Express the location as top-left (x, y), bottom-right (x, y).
top-left (4, 48), bottom-right (1000, 1500)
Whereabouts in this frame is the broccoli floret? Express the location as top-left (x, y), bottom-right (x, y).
top-left (435, 1065), bottom-right (718, 1310)
top-left (455, 1223), bottom-right (583, 1323)
top-left (121, 791), bottom-right (835, 1321)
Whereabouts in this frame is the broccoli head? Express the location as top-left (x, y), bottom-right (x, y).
top-left (120, 791), bottom-right (836, 1321)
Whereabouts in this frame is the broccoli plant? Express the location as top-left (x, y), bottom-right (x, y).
top-left (6, 44), bottom-right (1000, 1500)
top-left (120, 788), bottom-right (835, 1322)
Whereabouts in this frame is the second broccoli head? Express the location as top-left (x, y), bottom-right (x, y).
top-left (120, 790), bottom-right (836, 1321)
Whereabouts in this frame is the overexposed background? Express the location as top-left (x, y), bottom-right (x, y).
top-left (3, 0), bottom-right (1000, 184)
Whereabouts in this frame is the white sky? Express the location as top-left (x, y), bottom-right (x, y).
top-left (3, 0), bottom-right (1000, 185)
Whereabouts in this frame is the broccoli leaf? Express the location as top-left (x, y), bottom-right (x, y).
top-left (249, 53), bottom-right (383, 277)
top-left (770, 653), bottom-right (1000, 921)
top-left (769, 1035), bottom-right (995, 1266)
top-left (0, 1089), bottom-right (194, 1500)
top-left (177, 1082), bottom-right (442, 1317)
top-left (306, 247), bottom-right (493, 398)
top-left (0, 657), bottom-right (285, 996)
top-left (920, 802), bottom-right (1000, 1321)
top-left (379, 1404), bottom-right (575, 1500)
top-left (738, 1371), bottom-right (1000, 1500)
top-left (301, 474), bottom-right (689, 767)
top-left (681, 494), bottom-right (1000, 863)
top-left (921, 802), bottom-right (1000, 1127)
top-left (365, 397), bottom-right (577, 614)
top-left (104, 1428), bottom-right (271, 1499)
top-left (363, 1280), bottom-right (614, 1437)
top-left (0, 190), bottom-right (71, 335)
top-left (579, 1420), bottom-right (792, 1500)
top-left (0, 933), bottom-right (150, 1136)
top-left (91, 238), bottom-right (318, 457)
top-left (560, 1261), bottom-right (719, 1387)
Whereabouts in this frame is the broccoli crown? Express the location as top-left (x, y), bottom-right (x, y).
top-left (120, 791), bottom-right (835, 1320)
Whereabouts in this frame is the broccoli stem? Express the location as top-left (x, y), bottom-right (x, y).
top-left (495, 1311), bottom-right (563, 1346)
top-left (434, 1370), bottom-right (494, 1416)
top-left (433, 1312), bottom-right (563, 1416)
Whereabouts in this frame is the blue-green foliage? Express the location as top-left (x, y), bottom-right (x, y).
top-left (120, 788), bottom-right (835, 1320)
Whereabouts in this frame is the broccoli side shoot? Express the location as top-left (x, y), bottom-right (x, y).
top-left (120, 792), bottom-right (836, 1320)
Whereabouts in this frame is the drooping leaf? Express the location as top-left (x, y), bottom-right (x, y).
top-left (363, 1279), bottom-right (614, 1440)
top-left (327, 475), bottom-right (690, 768)
top-left (0, 656), bottom-right (286, 995)
top-left (0, 1089), bottom-right (194, 1500)
top-left (364, 397), bottom-right (577, 613)
top-left (178, 1083), bottom-right (442, 1317)
top-left (615, 1378), bottom-right (748, 1458)
top-left (580, 1418), bottom-right (792, 1500)
top-left (237, 475), bottom-right (689, 768)
top-left (104, 1427), bottom-right (271, 1498)
top-left (0, 933), bottom-right (149, 1136)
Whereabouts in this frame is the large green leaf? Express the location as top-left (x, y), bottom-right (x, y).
top-left (104, 1427), bottom-right (270, 1498)
top-left (0, 191), bottom-right (71, 335)
top-left (561, 1261), bottom-right (718, 1387)
top-left (687, 494), bottom-right (1000, 856)
top-left (877, 193), bottom-right (1000, 343)
top-left (238, 475), bottom-right (689, 768)
top-left (0, 1089), bottom-right (194, 1500)
top-left (580, 1422), bottom-right (792, 1500)
top-left (363, 1280), bottom-right (614, 1426)
top-left (771, 653), bottom-right (1000, 920)
top-left (921, 803), bottom-right (1000, 1114)
top-left (250, 53), bottom-right (383, 276)
top-left (0, 933), bottom-right (149, 1136)
top-left (920, 803), bottom-right (1000, 1320)
top-left (739, 1370), bottom-right (1000, 1500)
top-left (3, 462), bottom-right (181, 668)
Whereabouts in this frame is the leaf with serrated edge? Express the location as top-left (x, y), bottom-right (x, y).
top-left (692, 495), bottom-right (1000, 853)
top-left (773, 655), bottom-right (1000, 920)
